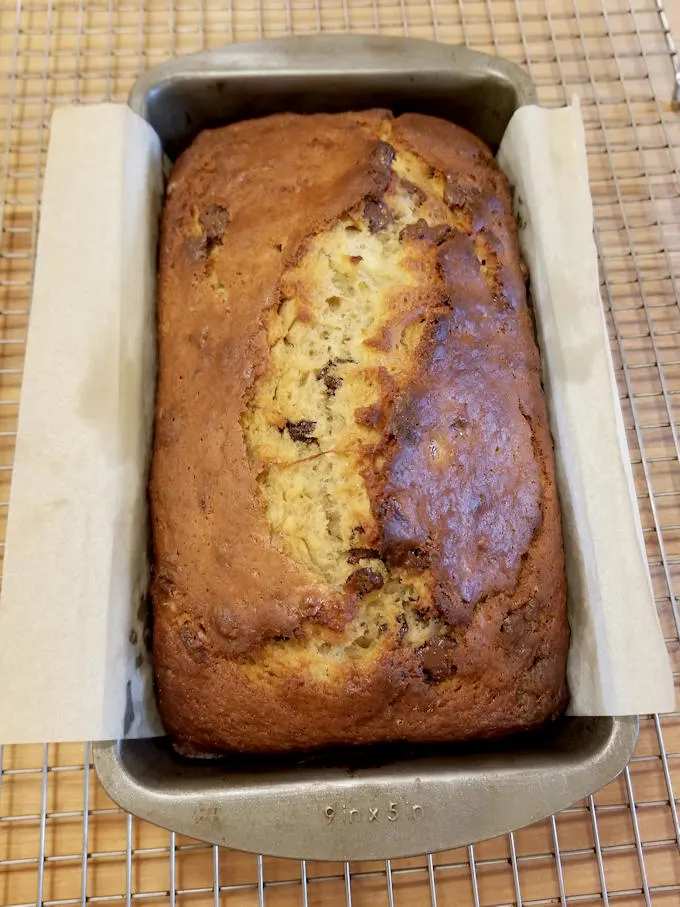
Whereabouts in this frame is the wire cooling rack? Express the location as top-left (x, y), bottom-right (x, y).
top-left (1, 1), bottom-right (680, 905)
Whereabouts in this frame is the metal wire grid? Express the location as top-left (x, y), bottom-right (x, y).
top-left (0, 0), bottom-right (679, 905)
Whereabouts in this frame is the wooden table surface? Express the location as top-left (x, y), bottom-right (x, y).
top-left (0, 1), bottom-right (679, 905)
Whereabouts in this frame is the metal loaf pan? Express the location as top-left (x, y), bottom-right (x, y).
top-left (93, 35), bottom-right (638, 862)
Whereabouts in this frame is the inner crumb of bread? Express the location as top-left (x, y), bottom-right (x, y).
top-left (241, 142), bottom-right (464, 669)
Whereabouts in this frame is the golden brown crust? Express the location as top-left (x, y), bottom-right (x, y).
top-left (151, 111), bottom-right (569, 754)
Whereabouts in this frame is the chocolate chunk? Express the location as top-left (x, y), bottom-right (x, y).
top-left (324, 374), bottom-right (343, 394)
top-left (179, 622), bottom-right (208, 662)
top-left (199, 204), bottom-right (229, 243)
top-left (364, 141), bottom-right (396, 203)
top-left (420, 636), bottom-right (458, 683)
top-left (345, 567), bottom-right (384, 596)
top-left (286, 420), bottom-right (317, 443)
top-left (186, 204), bottom-right (230, 261)
top-left (444, 179), bottom-right (487, 231)
top-left (347, 547), bottom-right (381, 565)
top-left (444, 177), bottom-right (483, 211)
top-left (317, 362), bottom-right (344, 395)
top-left (501, 599), bottom-right (541, 640)
top-left (400, 219), bottom-right (451, 244)
top-left (383, 540), bottom-right (431, 570)
top-left (364, 199), bottom-right (392, 233)
top-left (395, 613), bottom-right (408, 641)
top-left (401, 179), bottom-right (427, 206)
top-left (185, 234), bottom-right (208, 262)
top-left (369, 140), bottom-right (396, 173)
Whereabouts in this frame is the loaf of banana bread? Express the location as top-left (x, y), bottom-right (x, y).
top-left (150, 110), bottom-right (569, 753)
